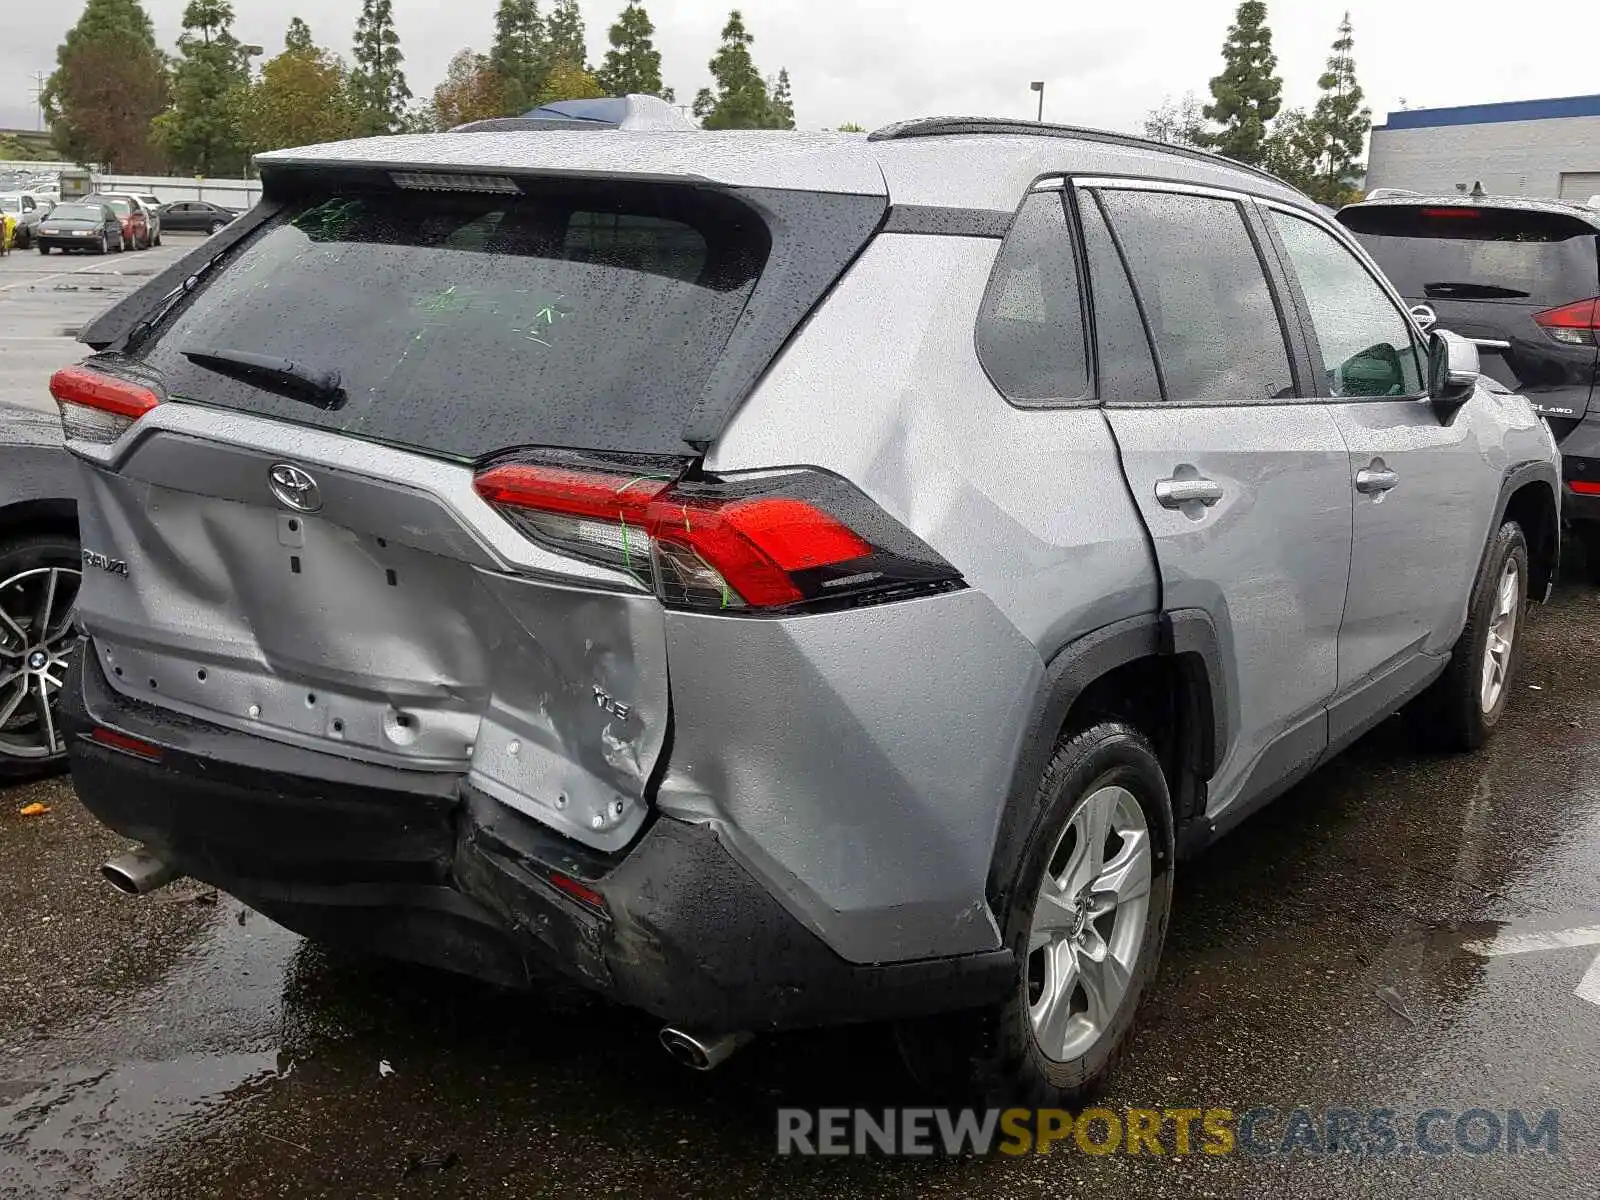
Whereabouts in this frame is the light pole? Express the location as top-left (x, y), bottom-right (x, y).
top-left (1030, 81), bottom-right (1044, 122)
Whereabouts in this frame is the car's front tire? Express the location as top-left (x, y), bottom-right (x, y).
top-left (0, 533), bottom-right (82, 780)
top-left (895, 720), bottom-right (1174, 1105)
top-left (1412, 520), bottom-right (1529, 751)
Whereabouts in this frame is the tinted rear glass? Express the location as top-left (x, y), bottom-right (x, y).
top-left (1339, 205), bottom-right (1600, 305)
top-left (137, 186), bottom-right (769, 459)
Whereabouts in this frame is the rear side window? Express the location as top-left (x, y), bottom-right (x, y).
top-left (138, 186), bottom-right (769, 460)
top-left (1338, 205), bottom-right (1600, 306)
top-left (975, 190), bottom-right (1089, 403)
top-left (1098, 190), bottom-right (1295, 404)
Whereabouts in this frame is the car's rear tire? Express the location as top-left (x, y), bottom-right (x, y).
top-left (0, 533), bottom-right (82, 781)
top-left (1410, 520), bottom-right (1528, 752)
top-left (894, 720), bottom-right (1174, 1105)
top-left (37, 245), bottom-right (49, 255)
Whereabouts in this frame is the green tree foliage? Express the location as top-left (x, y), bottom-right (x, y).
top-left (1261, 107), bottom-right (1321, 192)
top-left (769, 68), bottom-right (795, 130)
top-left (1202, 0), bottom-right (1282, 166)
top-left (430, 49), bottom-right (506, 129)
top-left (350, 0), bottom-right (411, 134)
top-left (243, 19), bottom-right (356, 154)
top-left (537, 62), bottom-right (607, 107)
top-left (1306, 12), bottom-right (1371, 204)
top-left (544, 0), bottom-right (587, 71)
top-left (285, 16), bottom-right (314, 52)
top-left (1143, 91), bottom-right (1205, 147)
top-left (596, 2), bottom-right (667, 98)
top-left (694, 11), bottom-right (791, 130)
top-left (490, 0), bottom-right (545, 114)
top-left (834, 121), bottom-right (865, 133)
top-left (41, 0), bottom-right (167, 170)
top-left (153, 0), bottom-right (255, 176)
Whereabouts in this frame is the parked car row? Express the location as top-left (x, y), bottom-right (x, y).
top-left (34, 193), bottom-right (241, 255)
top-left (0, 107), bottom-right (1581, 1104)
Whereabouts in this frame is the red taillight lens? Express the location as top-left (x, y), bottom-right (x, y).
top-left (1533, 297), bottom-right (1600, 347)
top-left (50, 365), bottom-right (160, 444)
top-left (474, 460), bottom-right (958, 613)
top-left (547, 870), bottom-right (607, 911)
top-left (1419, 207), bottom-right (1481, 219)
top-left (1569, 480), bottom-right (1600, 495)
top-left (87, 727), bottom-right (164, 762)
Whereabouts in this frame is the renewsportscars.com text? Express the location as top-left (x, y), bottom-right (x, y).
top-left (776, 1106), bottom-right (1561, 1157)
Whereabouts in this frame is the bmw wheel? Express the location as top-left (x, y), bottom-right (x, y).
top-left (0, 535), bottom-right (82, 779)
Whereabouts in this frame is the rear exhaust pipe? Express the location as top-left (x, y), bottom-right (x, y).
top-left (659, 1027), bottom-right (753, 1071)
top-left (101, 848), bottom-right (182, 896)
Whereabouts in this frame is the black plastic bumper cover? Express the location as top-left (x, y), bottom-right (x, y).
top-left (63, 648), bottom-right (1015, 1031)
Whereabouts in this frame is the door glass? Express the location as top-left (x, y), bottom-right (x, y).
top-left (1098, 189), bottom-right (1295, 404)
top-left (1271, 210), bottom-right (1424, 398)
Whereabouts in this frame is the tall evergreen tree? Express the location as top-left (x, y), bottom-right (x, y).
top-left (1202, 0), bottom-right (1283, 166)
top-left (544, 0), bottom-right (587, 70)
top-left (41, 0), bottom-right (167, 170)
top-left (769, 68), bottom-right (794, 130)
top-left (153, 0), bottom-right (255, 175)
top-left (285, 16), bottom-right (314, 52)
top-left (490, 0), bottom-right (545, 114)
top-left (349, 0), bottom-right (411, 134)
top-left (694, 11), bottom-right (783, 130)
top-left (596, 1), bottom-right (667, 98)
top-left (1307, 12), bottom-right (1371, 203)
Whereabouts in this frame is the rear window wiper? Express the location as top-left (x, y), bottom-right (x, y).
top-left (180, 346), bottom-right (345, 409)
top-left (124, 251), bottom-right (228, 352)
top-left (1422, 281), bottom-right (1532, 300)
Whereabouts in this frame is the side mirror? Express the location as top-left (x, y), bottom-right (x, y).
top-left (1410, 303), bottom-right (1438, 333)
top-left (1427, 329), bottom-right (1479, 417)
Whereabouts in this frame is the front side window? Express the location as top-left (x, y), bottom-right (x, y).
top-left (975, 190), bottom-right (1090, 403)
top-left (1098, 189), bottom-right (1295, 404)
top-left (1271, 210), bottom-right (1424, 398)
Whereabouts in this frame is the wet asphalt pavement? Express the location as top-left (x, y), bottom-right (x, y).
top-left (1, 242), bottom-right (1598, 1197)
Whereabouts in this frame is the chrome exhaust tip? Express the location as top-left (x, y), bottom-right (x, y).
top-left (101, 848), bottom-right (182, 896)
top-left (659, 1027), bottom-right (753, 1071)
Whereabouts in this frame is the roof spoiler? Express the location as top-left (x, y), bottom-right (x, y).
top-left (451, 94), bottom-right (695, 134)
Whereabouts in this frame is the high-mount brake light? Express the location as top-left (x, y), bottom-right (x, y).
top-left (391, 172), bottom-right (520, 194)
top-left (49, 366), bottom-right (161, 445)
top-left (1533, 297), bottom-right (1600, 347)
top-left (1418, 207), bottom-right (1481, 219)
top-left (473, 461), bottom-right (956, 613)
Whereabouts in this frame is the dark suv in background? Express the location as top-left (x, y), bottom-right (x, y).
top-left (1339, 197), bottom-right (1600, 575)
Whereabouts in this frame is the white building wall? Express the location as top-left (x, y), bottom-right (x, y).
top-left (1367, 115), bottom-right (1600, 199)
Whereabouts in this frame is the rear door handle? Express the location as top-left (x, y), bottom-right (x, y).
top-left (1155, 477), bottom-right (1224, 509)
top-left (1355, 467), bottom-right (1400, 494)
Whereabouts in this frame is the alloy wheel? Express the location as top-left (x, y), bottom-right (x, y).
top-left (1479, 558), bottom-right (1520, 713)
top-left (0, 565), bottom-right (81, 761)
top-left (1027, 783), bottom-right (1152, 1061)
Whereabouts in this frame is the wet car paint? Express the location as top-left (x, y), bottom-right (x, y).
top-left (2, 567), bottom-right (1598, 1196)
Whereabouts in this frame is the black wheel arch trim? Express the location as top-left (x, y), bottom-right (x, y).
top-left (986, 610), bottom-right (1227, 914)
top-left (1488, 459), bottom-right (1560, 603)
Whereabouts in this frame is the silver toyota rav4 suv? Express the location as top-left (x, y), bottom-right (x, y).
top-left (55, 116), bottom-right (1559, 1102)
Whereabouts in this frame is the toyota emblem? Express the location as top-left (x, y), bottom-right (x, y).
top-left (268, 463), bottom-right (323, 513)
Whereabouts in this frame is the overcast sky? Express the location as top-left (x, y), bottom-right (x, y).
top-left (5, 0), bottom-right (1600, 140)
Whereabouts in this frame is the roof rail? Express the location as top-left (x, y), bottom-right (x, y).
top-left (866, 116), bottom-right (1290, 189)
top-left (450, 117), bottom-right (600, 133)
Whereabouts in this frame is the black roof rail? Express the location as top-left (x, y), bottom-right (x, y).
top-left (866, 116), bottom-right (1291, 190)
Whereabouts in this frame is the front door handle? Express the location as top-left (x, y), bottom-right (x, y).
top-left (1355, 466), bottom-right (1400, 495)
top-left (1155, 477), bottom-right (1224, 509)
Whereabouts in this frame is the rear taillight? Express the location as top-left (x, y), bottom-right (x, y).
top-left (49, 365), bottom-right (160, 444)
top-left (1533, 297), bottom-right (1600, 347)
top-left (474, 459), bottom-right (960, 613)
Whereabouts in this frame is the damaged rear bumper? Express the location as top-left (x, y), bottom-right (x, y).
top-left (62, 647), bottom-right (1015, 1031)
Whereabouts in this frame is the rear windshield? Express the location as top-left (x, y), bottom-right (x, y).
top-left (100, 198), bottom-right (131, 214)
top-left (1339, 205), bottom-right (1599, 306)
top-left (138, 186), bottom-right (769, 460)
